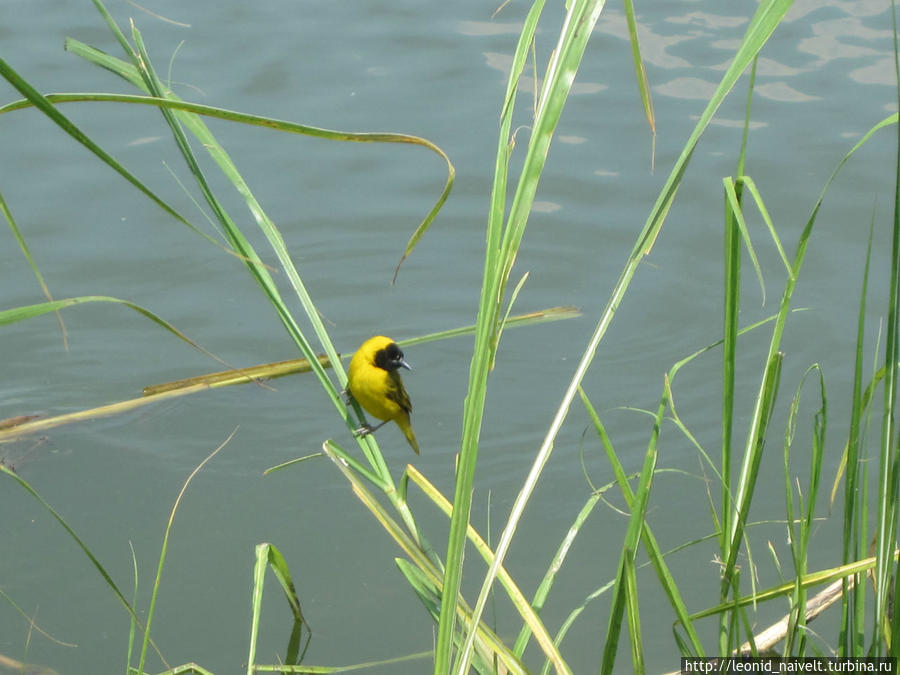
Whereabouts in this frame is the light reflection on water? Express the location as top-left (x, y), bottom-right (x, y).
top-left (466, 4), bottom-right (894, 108)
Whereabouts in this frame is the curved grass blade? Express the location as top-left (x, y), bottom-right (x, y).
top-left (0, 298), bottom-right (236, 443)
top-left (28, 38), bottom-right (455, 284)
top-left (0, 57), bottom-right (223, 251)
top-left (0, 295), bottom-right (231, 384)
top-left (739, 176), bottom-right (791, 274)
top-left (80, 0), bottom-right (449, 283)
top-left (724, 177), bottom-right (765, 304)
top-left (247, 543), bottom-right (309, 675)
top-left (0, 463), bottom-right (167, 666)
top-left (0, 189), bottom-right (67, 349)
top-left (0, 586), bottom-right (76, 648)
top-left (1, 296), bottom-right (191, 343)
top-left (137, 431), bottom-right (233, 675)
top-left (540, 580), bottom-right (616, 675)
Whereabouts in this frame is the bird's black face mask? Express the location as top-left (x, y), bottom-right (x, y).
top-left (375, 343), bottom-right (411, 372)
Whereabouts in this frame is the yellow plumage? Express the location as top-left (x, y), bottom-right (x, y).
top-left (347, 335), bottom-right (419, 454)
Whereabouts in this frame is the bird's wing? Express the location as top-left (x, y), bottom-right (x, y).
top-left (387, 372), bottom-right (412, 415)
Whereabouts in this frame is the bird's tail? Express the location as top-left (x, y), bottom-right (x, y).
top-left (397, 416), bottom-right (420, 455)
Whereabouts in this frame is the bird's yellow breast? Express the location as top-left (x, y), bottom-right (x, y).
top-left (348, 359), bottom-right (405, 421)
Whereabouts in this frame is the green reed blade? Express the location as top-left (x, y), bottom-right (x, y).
top-left (623, 0), bottom-right (656, 167)
top-left (138, 433), bottom-right (231, 675)
top-left (0, 56), bottom-right (213, 247)
top-left (840, 215), bottom-right (876, 655)
top-left (599, 381), bottom-right (663, 675)
top-left (0, 189), bottom-right (67, 349)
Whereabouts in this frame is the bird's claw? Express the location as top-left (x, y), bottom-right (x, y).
top-left (354, 425), bottom-right (374, 438)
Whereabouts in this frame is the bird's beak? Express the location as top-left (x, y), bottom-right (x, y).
top-left (399, 358), bottom-right (412, 371)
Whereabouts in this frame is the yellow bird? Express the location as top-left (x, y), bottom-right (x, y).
top-left (346, 335), bottom-right (419, 454)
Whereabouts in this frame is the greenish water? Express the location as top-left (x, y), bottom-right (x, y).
top-left (0, 2), bottom-right (896, 673)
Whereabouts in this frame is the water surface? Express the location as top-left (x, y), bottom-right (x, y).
top-left (0, 1), bottom-right (896, 672)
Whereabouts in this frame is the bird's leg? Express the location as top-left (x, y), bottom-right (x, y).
top-left (343, 388), bottom-right (382, 437)
top-left (354, 419), bottom-right (389, 437)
